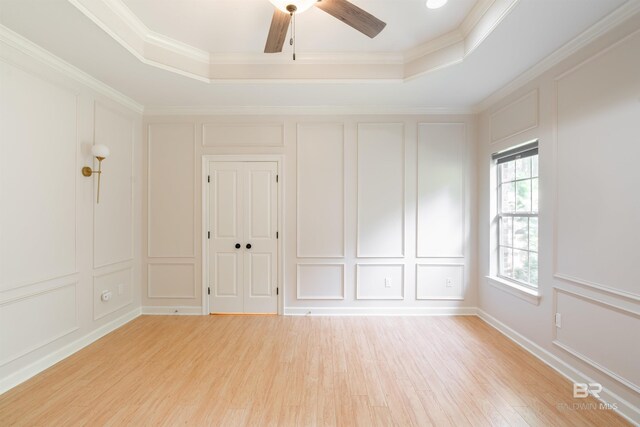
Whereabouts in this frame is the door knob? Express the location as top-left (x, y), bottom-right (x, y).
top-left (246, 243), bottom-right (252, 249)
top-left (235, 243), bottom-right (241, 249)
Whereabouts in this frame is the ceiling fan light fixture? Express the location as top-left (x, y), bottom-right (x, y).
top-left (426, 0), bottom-right (448, 9)
top-left (268, 0), bottom-right (317, 14)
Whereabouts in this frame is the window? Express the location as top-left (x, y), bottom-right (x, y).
top-left (493, 141), bottom-right (538, 288)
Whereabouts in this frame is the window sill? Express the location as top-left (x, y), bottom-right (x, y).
top-left (485, 276), bottom-right (541, 306)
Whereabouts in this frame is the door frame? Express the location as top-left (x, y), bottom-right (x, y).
top-left (202, 155), bottom-right (284, 315)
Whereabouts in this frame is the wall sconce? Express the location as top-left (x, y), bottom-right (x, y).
top-left (82, 144), bottom-right (110, 203)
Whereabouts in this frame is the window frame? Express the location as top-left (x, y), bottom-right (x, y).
top-left (494, 141), bottom-right (539, 290)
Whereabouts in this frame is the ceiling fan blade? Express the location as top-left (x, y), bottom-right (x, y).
top-left (315, 0), bottom-right (386, 38)
top-left (265, 8), bottom-right (291, 53)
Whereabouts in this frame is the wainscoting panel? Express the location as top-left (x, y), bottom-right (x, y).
top-left (296, 264), bottom-right (345, 300)
top-left (93, 266), bottom-right (133, 320)
top-left (417, 123), bottom-right (466, 258)
top-left (416, 264), bottom-right (464, 300)
top-left (554, 289), bottom-right (640, 392)
top-left (296, 124), bottom-right (345, 258)
top-left (147, 123), bottom-right (195, 258)
top-left (0, 61), bottom-right (77, 291)
top-left (357, 123), bottom-right (404, 258)
top-left (147, 263), bottom-right (196, 299)
top-left (356, 264), bottom-right (404, 300)
top-left (203, 123), bottom-right (283, 147)
top-left (555, 32), bottom-right (640, 298)
top-left (0, 282), bottom-right (78, 366)
top-left (490, 89), bottom-right (538, 143)
top-left (94, 103), bottom-right (134, 269)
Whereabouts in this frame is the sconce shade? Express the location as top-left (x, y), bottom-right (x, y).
top-left (268, 0), bottom-right (316, 13)
top-left (91, 144), bottom-right (110, 159)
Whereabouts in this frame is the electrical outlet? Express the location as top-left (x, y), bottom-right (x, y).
top-left (384, 277), bottom-right (392, 288)
top-left (445, 278), bottom-right (453, 288)
top-left (117, 283), bottom-right (124, 295)
top-left (555, 313), bottom-right (562, 328)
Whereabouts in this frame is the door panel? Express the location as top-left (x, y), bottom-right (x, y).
top-left (247, 253), bottom-right (272, 297)
top-left (209, 161), bottom-right (278, 314)
top-left (210, 162), bottom-right (244, 313)
top-left (243, 162), bottom-right (278, 313)
top-left (215, 170), bottom-right (239, 238)
top-left (248, 170), bottom-right (272, 239)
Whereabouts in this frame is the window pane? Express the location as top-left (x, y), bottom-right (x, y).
top-left (513, 217), bottom-right (528, 250)
top-left (501, 182), bottom-right (516, 213)
top-left (529, 217), bottom-right (538, 252)
top-left (516, 157), bottom-right (531, 180)
top-left (532, 178), bottom-right (539, 213)
top-left (500, 217), bottom-right (513, 247)
top-left (531, 155), bottom-right (538, 178)
top-left (513, 249), bottom-right (529, 283)
top-left (501, 161), bottom-right (515, 183)
top-left (516, 180), bottom-right (531, 212)
top-left (530, 252), bottom-right (538, 286)
top-left (500, 247), bottom-right (513, 277)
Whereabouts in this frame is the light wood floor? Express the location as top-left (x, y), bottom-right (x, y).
top-left (0, 315), bottom-right (630, 426)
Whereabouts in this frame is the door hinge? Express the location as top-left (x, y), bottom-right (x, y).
top-left (207, 175), bottom-right (210, 183)
top-left (276, 231), bottom-right (279, 239)
top-left (276, 174), bottom-right (279, 183)
top-left (208, 287), bottom-right (211, 295)
top-left (207, 231), bottom-right (210, 239)
top-left (276, 287), bottom-right (279, 295)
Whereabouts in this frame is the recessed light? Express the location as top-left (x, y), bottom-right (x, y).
top-left (426, 0), bottom-right (448, 9)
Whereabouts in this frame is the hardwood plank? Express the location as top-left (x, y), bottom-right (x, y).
top-left (0, 316), bottom-right (631, 426)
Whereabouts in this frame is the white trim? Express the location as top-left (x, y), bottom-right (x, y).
top-left (201, 155), bottom-right (285, 315)
top-left (140, 306), bottom-right (202, 315)
top-left (554, 273), bottom-right (640, 302)
top-left (477, 309), bottom-right (640, 425)
top-left (0, 25), bottom-right (143, 114)
top-left (474, 0), bottom-right (640, 112)
top-left (0, 307), bottom-right (140, 395)
top-left (284, 306), bottom-right (477, 316)
top-left (143, 106), bottom-right (475, 117)
top-left (66, 0), bottom-right (517, 82)
top-left (485, 275), bottom-right (541, 305)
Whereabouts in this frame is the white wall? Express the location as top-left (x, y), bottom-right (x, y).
top-left (143, 115), bottom-right (477, 315)
top-left (476, 15), bottom-right (640, 422)
top-left (0, 37), bottom-right (142, 392)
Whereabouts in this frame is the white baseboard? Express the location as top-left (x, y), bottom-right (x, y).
top-left (141, 306), bottom-right (202, 315)
top-left (284, 306), bottom-right (478, 316)
top-left (0, 307), bottom-right (141, 395)
top-left (477, 309), bottom-right (640, 425)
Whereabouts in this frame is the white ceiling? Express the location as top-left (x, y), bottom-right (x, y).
top-left (121, 0), bottom-right (477, 53)
top-left (0, 0), bottom-right (632, 111)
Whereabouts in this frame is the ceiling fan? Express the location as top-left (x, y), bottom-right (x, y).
top-left (265, 0), bottom-right (387, 59)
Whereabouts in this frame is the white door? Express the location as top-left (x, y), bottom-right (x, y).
top-left (208, 161), bottom-right (278, 313)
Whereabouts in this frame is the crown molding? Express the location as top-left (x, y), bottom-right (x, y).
top-left (68, 0), bottom-right (518, 82)
top-left (0, 24), bottom-right (143, 114)
top-left (142, 105), bottom-right (475, 117)
top-left (473, 0), bottom-right (640, 113)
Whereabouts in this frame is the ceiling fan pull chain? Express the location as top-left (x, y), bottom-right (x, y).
top-left (292, 12), bottom-right (296, 60)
